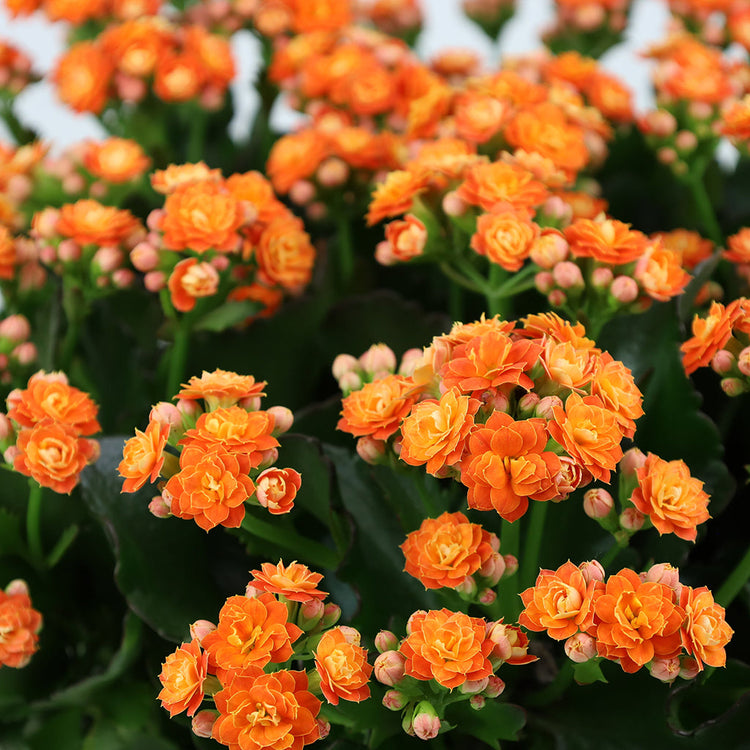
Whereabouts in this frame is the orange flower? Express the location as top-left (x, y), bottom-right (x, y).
top-left (164, 445), bottom-right (255, 531)
top-left (440, 330), bottom-right (543, 395)
top-left (680, 301), bottom-right (739, 376)
top-left (100, 18), bottom-right (172, 78)
top-left (457, 161), bottom-right (549, 215)
top-left (654, 229), bottom-right (713, 271)
top-left (0, 586), bottom-right (42, 668)
top-left (119, 420), bottom-right (170, 493)
top-left (461, 412), bottom-right (562, 521)
top-left (400, 609), bottom-right (494, 689)
top-left (162, 182), bottom-right (243, 254)
top-left (593, 568), bottom-right (684, 673)
top-left (167, 257), bottom-right (219, 313)
top-left (720, 95), bottom-right (750, 141)
top-left (554, 189), bottom-right (608, 221)
top-left (538, 337), bottom-right (598, 391)
top-left (7, 371), bottom-right (100, 435)
top-left (266, 129), bottom-right (329, 194)
top-left (522, 312), bottom-right (597, 350)
top-left (0, 226), bottom-right (17, 280)
top-left (564, 218), bottom-right (648, 265)
top-left (399, 389), bottom-right (479, 475)
top-left (183, 26), bottom-right (235, 90)
top-left (454, 91), bottom-right (508, 144)
top-left (549, 393), bottom-right (623, 483)
top-left (367, 170), bottom-right (429, 226)
top-left (227, 283), bottom-right (283, 323)
top-left (315, 626), bottom-right (372, 705)
top-left (255, 467), bottom-right (302, 515)
top-left (45, 0), bottom-right (106, 23)
top-left (471, 210), bottom-right (539, 272)
top-left (249, 560), bottom-right (328, 603)
top-left (336, 62), bottom-right (397, 117)
top-left (382, 215), bottom-right (428, 264)
top-left (53, 42), bottom-right (113, 113)
top-left (679, 586), bottom-right (733, 669)
top-left (151, 162), bottom-right (223, 195)
top-left (589, 353), bottom-right (643, 439)
top-left (154, 52), bottom-right (205, 102)
top-left (585, 73), bottom-right (634, 124)
top-left (82, 138), bottom-right (150, 183)
top-left (635, 239), bottom-right (691, 301)
top-left (519, 561), bottom-right (600, 640)
top-left (56, 200), bottom-right (140, 247)
top-left (225, 171), bottom-right (287, 226)
top-left (723, 227), bottom-right (750, 264)
top-left (337, 374), bottom-right (417, 440)
top-left (400, 511), bottom-right (496, 589)
top-left (14, 420), bottom-right (98, 494)
top-left (177, 369), bottom-right (266, 409)
top-left (254, 216), bottom-right (316, 292)
top-left (630, 453), bottom-right (710, 542)
top-left (180, 406), bottom-right (279, 466)
top-left (203, 592), bottom-right (303, 677)
top-left (212, 669), bottom-right (321, 750)
top-left (158, 639), bottom-right (208, 717)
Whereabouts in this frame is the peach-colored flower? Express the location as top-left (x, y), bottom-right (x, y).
top-left (654, 229), bottom-right (713, 271)
top-left (53, 42), bottom-right (113, 114)
top-left (119, 420), bottom-right (170, 493)
top-left (158, 639), bottom-right (208, 717)
top-left (471, 210), bottom-right (539, 272)
top-left (249, 560), bottom-right (328, 603)
top-left (167, 257), bottom-right (219, 313)
top-left (0, 227), bottom-right (17, 280)
top-left (634, 239), bottom-right (691, 302)
top-left (630, 453), bottom-right (710, 542)
top-left (255, 467), bottom-right (302, 515)
top-left (679, 586), bottom-right (733, 669)
top-left (725, 227), bottom-right (750, 265)
top-left (151, 162), bottom-right (223, 195)
top-left (382, 215), bottom-right (428, 264)
top-left (680, 301), bottom-right (740, 376)
top-left (56, 200), bottom-right (140, 247)
top-left (0, 587), bottom-right (42, 668)
top-left (564, 218), bottom-right (648, 266)
top-left (315, 626), bottom-right (372, 705)
top-left (401, 609), bottom-right (493, 689)
top-left (267, 129), bottom-right (329, 195)
top-left (177, 370), bottom-right (266, 409)
top-left (254, 216), bottom-right (315, 292)
top-left (457, 161), bottom-right (549, 215)
top-left (82, 137), bottom-right (150, 183)
top-left (400, 511), bottom-right (496, 590)
top-left (589, 352), bottom-right (643, 438)
top-left (367, 170), bottom-right (429, 226)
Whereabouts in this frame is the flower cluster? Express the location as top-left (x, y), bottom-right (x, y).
top-left (0, 141), bottom-right (47, 232)
top-left (0, 314), bottom-right (36, 387)
top-left (373, 609), bottom-right (534, 739)
top-left (4, 0), bottom-right (162, 24)
top-left (1, 370), bottom-right (101, 493)
top-left (520, 559), bottom-right (733, 679)
top-left (158, 560), bottom-right (372, 747)
top-left (0, 39), bottom-right (38, 95)
top-left (0, 579), bottom-right (42, 669)
top-left (119, 368), bottom-right (301, 530)
top-left (337, 313), bottom-right (643, 523)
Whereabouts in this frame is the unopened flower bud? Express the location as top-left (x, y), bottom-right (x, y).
top-left (736, 347), bottom-right (750, 377)
top-left (0, 413), bottom-right (13, 443)
top-left (503, 554), bottom-right (519, 577)
top-left (518, 392), bottom-right (540, 416)
top-left (150, 402), bottom-right (183, 430)
top-left (456, 575), bottom-right (478, 600)
top-left (478, 587), bottom-right (497, 605)
top-left (460, 676), bottom-right (489, 695)
top-left (650, 656), bottom-right (681, 683)
top-left (481, 389), bottom-right (510, 413)
top-left (536, 395), bottom-right (562, 420)
top-left (374, 650), bottom-right (406, 686)
top-left (375, 629), bottom-right (399, 653)
top-left (443, 190), bottom-right (466, 217)
top-left (320, 603), bottom-right (341, 629)
top-left (712, 349), bottom-right (735, 375)
top-left (579, 560), bottom-right (605, 584)
top-left (11, 342), bottom-right (36, 366)
top-left (316, 157), bottom-right (349, 188)
top-left (112, 269), bottom-right (135, 288)
top-left (469, 694), bottom-right (486, 711)
top-left (149, 494), bottom-right (172, 518)
top-left (144, 270), bottom-right (166, 292)
top-left (583, 488), bottom-right (614, 519)
top-left (58, 239), bottom-right (81, 263)
top-left (238, 395), bottom-right (262, 411)
top-left (332, 353), bottom-right (359, 382)
top-left (610, 275), bottom-right (639, 304)
top-left (191, 710), bottom-right (218, 738)
top-left (398, 348), bottom-right (423, 377)
top-left (5, 579), bottom-right (29, 597)
top-left (553, 261), bottom-right (584, 290)
top-left (679, 656), bottom-right (700, 680)
top-left (338, 370), bottom-right (362, 393)
top-left (383, 689), bottom-right (408, 711)
top-left (483, 675), bottom-right (505, 698)
top-left (591, 266), bottom-right (613, 289)
top-left (359, 343), bottom-right (397, 375)
top-left (356, 436), bottom-right (387, 465)
top-left (548, 289), bottom-right (567, 307)
top-left (530, 231), bottom-right (569, 269)
top-left (619, 447), bottom-right (647, 477)
top-left (189, 619), bottom-right (216, 642)
top-left (644, 109), bottom-right (677, 137)
top-left (130, 242), bottom-right (159, 272)
top-left (479, 552), bottom-right (506, 586)
top-left (93, 246), bottom-right (124, 273)
top-left (643, 562), bottom-right (681, 593)
top-left (721, 377), bottom-right (746, 396)
top-left (412, 702), bottom-right (441, 740)
top-left (620, 507), bottom-right (645, 532)
top-left (564, 632), bottom-right (597, 663)
top-left (267, 405), bottom-right (294, 435)
top-left (675, 130), bottom-right (698, 152)
top-left (535, 271), bottom-right (555, 293)
top-left (541, 195), bottom-right (571, 222)
top-left (289, 180), bottom-right (316, 206)
top-left (0, 314), bottom-right (30, 342)
top-left (297, 599), bottom-right (325, 631)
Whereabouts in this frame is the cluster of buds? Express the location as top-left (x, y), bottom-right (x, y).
top-left (52, 19), bottom-right (235, 114)
top-left (0, 314), bottom-right (36, 387)
top-left (337, 313), bottom-right (644, 524)
top-left (158, 560), bottom-right (370, 747)
top-left (373, 610), bottom-right (534, 739)
top-left (0, 141), bottom-right (47, 231)
top-left (1, 370), bottom-right (101, 494)
top-left (135, 163), bottom-right (314, 322)
top-left (0, 579), bottom-right (42, 669)
top-left (681, 296), bottom-right (750, 396)
top-left (519, 558), bottom-right (732, 680)
top-left (332, 342), bottom-right (419, 397)
top-left (30, 200), bottom-right (143, 294)
top-left (664, 0), bottom-right (750, 51)
top-left (0, 39), bottom-right (39, 95)
top-left (119, 368), bottom-right (300, 530)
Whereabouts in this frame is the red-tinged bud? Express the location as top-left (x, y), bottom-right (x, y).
top-left (359, 344), bottom-right (397, 375)
top-left (93, 246), bottom-right (123, 274)
top-left (0, 413), bottom-right (13, 443)
top-left (517, 392), bottom-right (540, 416)
top-left (211, 255), bottom-right (230, 272)
top-left (238, 395), bottom-right (262, 411)
top-left (12, 342), bottom-right (36, 366)
top-left (58, 239), bottom-right (81, 263)
top-left (375, 629), bottom-right (399, 654)
top-left (320, 603), bottom-right (341, 629)
top-left (619, 447), bottom-right (647, 477)
top-left (289, 180), bottom-right (315, 206)
top-left (675, 130), bottom-right (698, 152)
top-left (536, 395), bottom-right (563, 420)
top-left (5, 579), bottom-right (29, 597)
top-left (479, 552), bottom-right (506, 586)
top-left (399, 348), bottom-right (422, 377)
top-left (610, 275), bottom-right (639, 304)
top-left (721, 377), bottom-right (747, 396)
top-left (144, 270), bottom-right (166, 292)
top-left (620, 507), bottom-right (645, 532)
top-left (583, 488), bottom-right (614, 519)
top-left (0, 314), bottom-right (30, 342)
top-left (191, 710), bottom-right (218, 738)
top-left (488, 532), bottom-right (500, 552)
top-left (149, 494), bottom-right (172, 518)
top-left (564, 632), bottom-right (597, 663)
top-left (412, 702), bottom-right (441, 740)
top-left (316, 157), bottom-right (349, 188)
top-left (374, 650), bottom-right (406, 686)
top-left (459, 676), bottom-right (489, 695)
top-left (579, 560), bottom-right (605, 584)
top-left (267, 406), bottom-right (294, 435)
top-left (503, 554), bottom-right (519, 577)
top-left (443, 190), bottom-right (466, 217)
top-left (469, 694), bottom-right (486, 711)
top-left (189, 619), bottom-right (216, 642)
top-left (383, 689), bottom-right (408, 711)
top-left (712, 349), bottom-right (735, 375)
top-left (548, 289), bottom-right (566, 307)
top-left (650, 656), bottom-right (681, 683)
top-left (130, 241), bottom-right (159, 272)
top-left (553, 261), bottom-right (584, 290)
top-left (478, 587), bottom-right (497, 605)
top-left (112, 269), bottom-right (135, 288)
top-left (642, 562), bottom-right (681, 594)
top-left (355, 436), bottom-right (386, 465)
top-left (456, 575), bottom-right (478, 600)
top-left (591, 266), bottom-right (613, 289)
top-left (679, 656), bottom-right (700, 680)
top-left (150, 402), bottom-right (183, 430)
top-left (297, 599), bottom-right (325, 631)
top-left (316, 719), bottom-right (331, 740)
top-left (530, 230), bottom-right (569, 269)
top-left (736, 347), bottom-right (750, 376)
top-left (480, 389), bottom-right (510, 413)
top-left (483, 675), bottom-right (505, 698)
top-left (535, 270), bottom-right (555, 294)
top-left (175, 398), bottom-right (200, 417)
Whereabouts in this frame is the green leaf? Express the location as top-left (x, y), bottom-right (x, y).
top-left (573, 659), bottom-right (608, 685)
top-left (0, 507), bottom-right (24, 558)
top-left (447, 700), bottom-right (526, 750)
top-left (193, 300), bottom-right (263, 332)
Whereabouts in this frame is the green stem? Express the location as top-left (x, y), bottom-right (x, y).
top-left (439, 262), bottom-right (484, 294)
top-left (599, 536), bottom-right (628, 571)
top-left (166, 314), bottom-right (192, 399)
top-left (60, 280), bottom-right (86, 373)
top-left (498, 518), bottom-right (522, 621)
top-left (520, 501), bottom-right (548, 591)
top-left (186, 109), bottom-right (207, 164)
top-left (448, 278), bottom-right (464, 323)
top-left (684, 158), bottom-right (723, 247)
top-left (26, 480), bottom-right (45, 570)
top-left (715, 545), bottom-right (750, 609)
top-left (336, 214), bottom-right (354, 286)
top-left (240, 514), bottom-right (339, 571)
top-left (486, 263), bottom-right (510, 318)
top-left (412, 473), bottom-right (439, 517)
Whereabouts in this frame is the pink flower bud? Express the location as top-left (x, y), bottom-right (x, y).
top-left (535, 271), bottom-right (555, 293)
top-left (548, 289), bottom-right (567, 307)
top-left (375, 630), bottom-right (399, 653)
top-left (149, 494), bottom-right (172, 518)
top-left (0, 314), bottom-right (31, 342)
top-left (483, 675), bottom-right (505, 698)
top-left (518, 392), bottom-right (540, 415)
top-left (0, 413), bottom-right (13, 441)
top-left (112, 269), bottom-right (135, 288)
top-left (191, 710), bottom-right (218, 738)
top-left (679, 656), bottom-right (700, 680)
top-left (144, 270), bottom-right (166, 292)
top-left (541, 195), bottom-right (571, 222)
top-left (480, 389), bottom-right (510, 413)
top-left (619, 447), bottom-right (647, 477)
top-left (306, 202), bottom-right (327, 222)
top-left (289, 180), bottom-right (316, 206)
top-left (688, 101), bottom-right (713, 120)
top-left (579, 560), bottom-right (605, 584)
top-left (650, 656), bottom-right (681, 683)
top-left (503, 554), bottom-right (519, 577)
top-left (553, 261), bottom-right (584, 290)
top-left (591, 266), bottom-right (613, 289)
top-left (320, 603), bottom-right (341, 629)
top-left (211, 255), bottom-right (230, 272)
top-left (736, 347), bottom-right (750, 377)
top-left (374, 650), bottom-right (406, 686)
top-left (62, 173), bottom-right (85, 194)
top-left (298, 598), bottom-right (325, 630)
top-left (583, 488), bottom-right (614, 519)
top-left (267, 405), bottom-right (294, 435)
top-left (245, 583), bottom-right (262, 598)
top-left (150, 402), bottom-right (183, 429)
top-left (536, 395), bottom-right (562, 420)
top-left (359, 344), bottom-right (397, 375)
top-left (644, 109), bottom-right (677, 137)
top-left (412, 702), bottom-right (441, 740)
top-left (256, 448), bottom-right (279, 470)
top-left (58, 239), bottom-right (81, 263)
top-left (337, 625), bottom-right (362, 645)
top-left (114, 72), bottom-right (147, 102)
top-left (398, 348), bottom-right (422, 376)
top-left (146, 209), bottom-right (164, 232)
top-left (38, 244), bottom-right (57, 265)
top-left (92, 246), bottom-right (124, 273)
top-left (479, 552), bottom-right (506, 586)
top-left (643, 562), bottom-right (681, 593)
top-left (620, 507), bottom-right (645, 532)
top-left (32, 208), bottom-right (60, 239)
top-left (675, 130), bottom-right (698, 152)
top-left (338, 370), bottom-right (363, 393)
top-left (4, 445), bottom-right (19, 464)
top-left (332, 353), bottom-right (359, 382)
top-left (238, 395), bottom-right (262, 411)
top-left (90, 181), bottom-right (108, 199)
top-left (712, 349), bottom-right (735, 375)
top-left (610, 275), bottom-right (639, 303)
top-left (189, 619), bottom-right (216, 642)
top-left (443, 190), bottom-right (466, 217)
top-left (316, 719), bottom-right (331, 740)
top-left (564, 632), bottom-right (597, 663)
top-left (460, 677), bottom-right (489, 695)
top-left (7, 174), bottom-right (31, 202)
top-left (530, 231), bottom-right (569, 269)
top-left (130, 242), bottom-right (159, 272)
top-left (11, 342), bottom-right (36, 366)
top-left (175, 398), bottom-right (200, 417)
top-left (469, 694), bottom-right (486, 711)
top-left (356, 436), bottom-right (387, 465)
top-left (478, 587), bottom-right (497, 605)
top-left (657, 146), bottom-right (677, 165)
top-left (382, 689), bottom-right (408, 711)
top-left (317, 157), bottom-right (349, 188)
top-left (4, 578), bottom-right (30, 597)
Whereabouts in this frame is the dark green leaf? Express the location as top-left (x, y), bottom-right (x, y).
top-left (573, 660), bottom-right (608, 685)
top-left (447, 700), bottom-right (526, 749)
top-left (193, 300), bottom-right (263, 332)
top-left (0, 507), bottom-right (24, 558)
